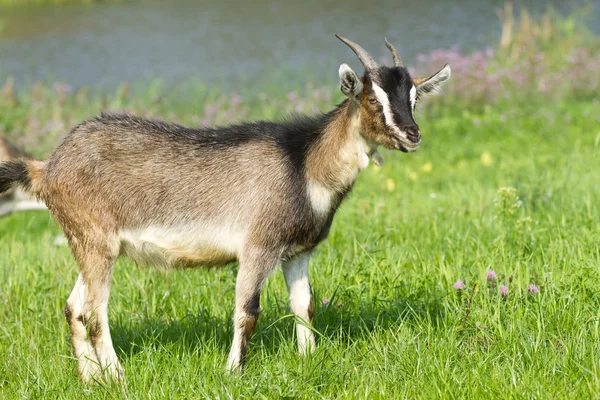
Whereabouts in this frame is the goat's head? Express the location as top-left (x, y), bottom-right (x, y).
top-left (336, 34), bottom-right (451, 153)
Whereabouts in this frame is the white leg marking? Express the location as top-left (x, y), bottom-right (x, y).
top-left (66, 274), bottom-right (102, 383)
top-left (67, 271), bottom-right (123, 383)
top-left (91, 290), bottom-right (123, 381)
top-left (226, 337), bottom-right (241, 372)
top-left (282, 252), bottom-right (316, 355)
top-left (226, 311), bottom-right (254, 372)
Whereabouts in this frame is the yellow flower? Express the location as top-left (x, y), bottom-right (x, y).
top-left (408, 171), bottom-right (418, 182)
top-left (422, 162), bottom-right (433, 174)
top-left (386, 179), bottom-right (396, 192)
top-left (480, 151), bottom-right (493, 166)
top-left (358, 200), bottom-right (370, 213)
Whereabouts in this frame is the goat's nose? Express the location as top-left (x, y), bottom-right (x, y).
top-left (403, 124), bottom-right (421, 144)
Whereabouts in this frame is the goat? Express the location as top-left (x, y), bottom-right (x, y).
top-left (0, 136), bottom-right (47, 217)
top-left (0, 35), bottom-right (450, 383)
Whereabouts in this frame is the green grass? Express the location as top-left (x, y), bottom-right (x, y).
top-left (0, 0), bottom-right (120, 5)
top-left (1, 90), bottom-right (599, 398)
top-left (1, 6), bottom-right (600, 395)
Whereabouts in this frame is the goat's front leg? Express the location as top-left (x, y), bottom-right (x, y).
top-left (282, 251), bottom-right (316, 354)
top-left (226, 246), bottom-right (280, 372)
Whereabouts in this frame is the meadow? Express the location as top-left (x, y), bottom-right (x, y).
top-left (1, 6), bottom-right (600, 399)
top-left (0, 0), bottom-right (115, 5)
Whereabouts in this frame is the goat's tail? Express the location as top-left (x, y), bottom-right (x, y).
top-left (0, 159), bottom-right (45, 197)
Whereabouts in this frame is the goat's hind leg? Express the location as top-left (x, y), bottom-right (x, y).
top-left (65, 243), bottom-right (123, 383)
top-left (65, 274), bottom-right (102, 382)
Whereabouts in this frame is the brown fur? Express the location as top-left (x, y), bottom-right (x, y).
top-left (307, 294), bottom-right (315, 322)
top-left (1, 36), bottom-right (450, 382)
top-left (20, 113), bottom-right (357, 380)
top-left (412, 77), bottom-right (428, 86)
top-left (359, 86), bottom-right (397, 150)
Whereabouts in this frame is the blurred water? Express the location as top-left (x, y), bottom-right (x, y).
top-left (0, 0), bottom-right (596, 89)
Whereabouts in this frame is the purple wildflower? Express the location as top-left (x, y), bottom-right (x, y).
top-left (230, 94), bottom-right (243, 106)
top-left (286, 91), bottom-right (298, 101)
top-left (453, 280), bottom-right (466, 290)
top-left (322, 298), bottom-right (330, 306)
top-left (500, 285), bottom-right (508, 297)
top-left (528, 284), bottom-right (539, 295)
top-left (486, 270), bottom-right (498, 281)
top-left (52, 81), bottom-right (73, 94)
top-left (204, 104), bottom-right (218, 116)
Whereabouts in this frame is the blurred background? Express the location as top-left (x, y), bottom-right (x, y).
top-left (1, 0), bottom-right (598, 89)
top-left (1, 2), bottom-right (600, 397)
top-left (0, 0), bottom-right (598, 154)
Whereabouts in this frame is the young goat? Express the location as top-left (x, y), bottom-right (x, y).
top-left (0, 35), bottom-right (450, 383)
top-left (0, 136), bottom-right (47, 217)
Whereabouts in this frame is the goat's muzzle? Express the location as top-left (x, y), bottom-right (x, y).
top-left (403, 124), bottom-right (421, 144)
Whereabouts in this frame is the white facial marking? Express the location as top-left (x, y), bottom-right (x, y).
top-left (372, 83), bottom-right (408, 141)
top-left (372, 83), bottom-right (395, 128)
top-left (410, 85), bottom-right (417, 116)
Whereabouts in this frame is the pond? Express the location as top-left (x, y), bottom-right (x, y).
top-left (0, 0), bottom-right (597, 90)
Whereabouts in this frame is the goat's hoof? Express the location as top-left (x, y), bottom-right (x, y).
top-left (104, 362), bottom-right (125, 384)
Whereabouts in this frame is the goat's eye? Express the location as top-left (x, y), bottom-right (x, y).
top-left (368, 98), bottom-right (378, 104)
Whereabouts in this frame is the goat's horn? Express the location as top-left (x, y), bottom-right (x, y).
top-left (335, 34), bottom-right (377, 71)
top-left (384, 38), bottom-right (403, 67)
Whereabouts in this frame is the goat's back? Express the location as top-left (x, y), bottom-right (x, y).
top-left (40, 113), bottom-right (319, 264)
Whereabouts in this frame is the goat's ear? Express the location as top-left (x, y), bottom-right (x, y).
top-left (413, 64), bottom-right (451, 97)
top-left (339, 63), bottom-right (363, 99)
